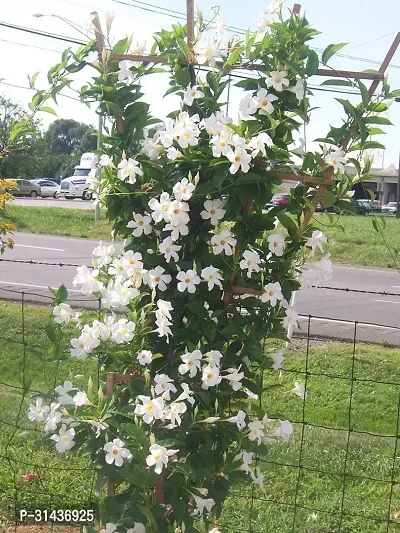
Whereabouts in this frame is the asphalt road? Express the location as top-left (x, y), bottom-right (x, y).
top-left (12, 197), bottom-right (94, 209)
top-left (1, 233), bottom-right (400, 345)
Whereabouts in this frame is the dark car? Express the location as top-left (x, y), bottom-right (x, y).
top-left (351, 199), bottom-right (370, 215)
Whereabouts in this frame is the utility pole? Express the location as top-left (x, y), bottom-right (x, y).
top-left (95, 114), bottom-right (102, 223)
top-left (396, 97), bottom-right (400, 219)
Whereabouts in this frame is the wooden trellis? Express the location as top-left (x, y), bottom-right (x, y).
top-left (92, 1), bottom-right (400, 499)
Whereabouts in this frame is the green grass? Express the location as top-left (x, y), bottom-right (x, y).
top-left (1, 204), bottom-right (112, 240)
top-left (313, 213), bottom-right (400, 268)
top-left (2, 205), bottom-right (400, 268)
top-left (2, 302), bottom-right (400, 531)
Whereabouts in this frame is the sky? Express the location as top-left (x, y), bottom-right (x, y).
top-left (1, 0), bottom-right (400, 168)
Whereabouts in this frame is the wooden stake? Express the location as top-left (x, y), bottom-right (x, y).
top-left (187, 0), bottom-right (195, 64)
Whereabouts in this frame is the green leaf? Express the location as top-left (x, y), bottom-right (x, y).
top-left (306, 50), bottom-right (319, 76)
top-left (55, 284), bottom-right (68, 304)
top-left (320, 190), bottom-right (336, 208)
top-left (369, 102), bottom-right (388, 112)
top-left (186, 301), bottom-right (209, 319)
top-left (322, 42), bottom-right (348, 64)
top-left (237, 172), bottom-right (266, 184)
top-left (389, 89), bottom-right (400, 98)
top-left (28, 72), bottom-right (39, 89)
top-left (277, 213), bottom-right (297, 231)
top-left (137, 506), bottom-right (157, 531)
top-left (349, 140), bottom-right (385, 152)
top-left (45, 324), bottom-right (58, 343)
top-left (364, 116), bottom-right (393, 126)
top-left (335, 98), bottom-right (357, 117)
top-left (358, 80), bottom-right (370, 107)
top-left (320, 79), bottom-right (353, 87)
top-left (39, 106), bottom-right (57, 116)
top-left (337, 200), bottom-right (356, 213)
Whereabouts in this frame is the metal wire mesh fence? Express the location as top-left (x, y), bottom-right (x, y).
top-left (1, 269), bottom-right (400, 532)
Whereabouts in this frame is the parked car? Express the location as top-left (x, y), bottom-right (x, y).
top-left (351, 199), bottom-right (370, 215)
top-left (357, 199), bottom-right (381, 212)
top-left (31, 179), bottom-right (59, 198)
top-left (9, 179), bottom-right (41, 197)
top-left (315, 203), bottom-right (339, 214)
top-left (381, 202), bottom-right (398, 215)
top-left (271, 193), bottom-right (290, 206)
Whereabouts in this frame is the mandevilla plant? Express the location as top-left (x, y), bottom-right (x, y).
top-left (27, 1), bottom-right (398, 532)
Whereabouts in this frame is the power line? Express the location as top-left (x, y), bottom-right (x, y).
top-left (344, 30), bottom-right (400, 52)
top-left (0, 81), bottom-right (80, 102)
top-left (0, 37), bottom-right (61, 54)
top-left (0, 20), bottom-right (86, 46)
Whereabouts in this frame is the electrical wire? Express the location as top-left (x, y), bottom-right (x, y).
top-left (0, 20), bottom-right (86, 46)
top-left (0, 81), bottom-right (80, 102)
top-left (0, 37), bottom-right (62, 53)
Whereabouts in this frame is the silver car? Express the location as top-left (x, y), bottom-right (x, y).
top-left (381, 202), bottom-right (397, 215)
top-left (31, 179), bottom-right (60, 198)
top-left (9, 179), bottom-right (41, 198)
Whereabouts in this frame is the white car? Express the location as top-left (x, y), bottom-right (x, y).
top-left (381, 202), bottom-right (397, 215)
top-left (31, 179), bottom-right (60, 198)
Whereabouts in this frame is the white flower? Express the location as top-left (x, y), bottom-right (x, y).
top-left (271, 420), bottom-right (293, 442)
top-left (257, 88), bottom-right (278, 114)
top-left (168, 200), bottom-right (190, 226)
top-left (28, 398), bottom-right (50, 423)
top-left (251, 467), bottom-right (265, 492)
top-left (292, 78), bottom-right (305, 101)
top-left (247, 419), bottom-right (265, 444)
top-left (283, 307), bottom-right (299, 329)
top-left (127, 524), bottom-right (146, 533)
top-left (118, 60), bottom-right (135, 82)
top-left (127, 213), bottom-right (152, 237)
top-left (73, 265), bottom-right (103, 294)
top-left (266, 70), bottom-right (290, 92)
top-left (50, 424), bottom-right (75, 453)
top-left (299, 254), bottom-right (333, 288)
top-left (121, 250), bottom-right (144, 273)
top-left (73, 391), bottom-right (89, 406)
top-left (325, 149), bottom-right (346, 172)
top-left (148, 192), bottom-right (172, 223)
top-left (99, 154), bottom-right (114, 167)
top-left (209, 529), bottom-right (222, 533)
top-left (177, 126), bottom-right (200, 149)
top-left (44, 402), bottom-right (62, 433)
top-left (256, 13), bottom-right (272, 36)
top-left (244, 388), bottom-right (258, 400)
top-left (54, 381), bottom-right (76, 405)
top-left (200, 199), bottom-right (226, 226)
top-left (117, 157), bottom-right (143, 184)
top-left (137, 350), bottom-right (152, 366)
top-left (111, 319), bottom-right (135, 344)
top-left (143, 134), bottom-right (164, 160)
top-left (193, 36), bottom-right (219, 66)
top-left (183, 84), bottom-right (204, 106)
top-left (159, 237), bottom-right (181, 263)
top-left (159, 117), bottom-right (177, 148)
top-left (85, 50), bottom-right (98, 63)
top-left (264, 0), bottom-right (286, 15)
top-left (226, 410), bottom-right (246, 430)
top-left (165, 220), bottom-right (189, 241)
top-left (223, 367), bottom-right (245, 391)
top-left (100, 523), bottom-right (118, 533)
top-left (239, 250), bottom-right (261, 278)
top-left (192, 494), bottom-right (216, 515)
top-left (212, 13), bottom-right (229, 34)
top-left (307, 513), bottom-right (318, 522)
top-left (164, 401), bottom-right (187, 428)
top-left (201, 365), bottom-right (222, 389)
top-left (155, 317), bottom-right (172, 341)
top-left (211, 229), bottom-right (236, 256)
top-left (201, 266), bottom-right (223, 290)
top-left (261, 282), bottom-right (284, 307)
top-left (154, 373), bottom-right (177, 400)
top-left (156, 299), bottom-right (173, 320)
top-left (53, 303), bottom-right (74, 325)
top-left (211, 133), bottom-right (233, 158)
top-left (135, 395), bottom-right (164, 424)
top-left (177, 269), bottom-right (201, 293)
top-left (173, 177), bottom-right (195, 201)
top-left (267, 233), bottom-right (286, 256)
top-left (178, 350), bottom-right (203, 377)
top-left (241, 451), bottom-right (254, 473)
top-left (292, 380), bottom-right (307, 399)
top-left (306, 230), bottom-right (328, 255)
top-left (175, 383), bottom-right (196, 406)
top-left (248, 132), bottom-right (273, 158)
top-left (271, 349), bottom-right (285, 370)
top-left (227, 148), bottom-right (252, 174)
top-left (104, 438), bottom-right (132, 467)
top-left (204, 350), bottom-right (223, 368)
top-left (239, 94), bottom-right (260, 119)
top-left (166, 146), bottom-right (183, 160)
top-left (148, 266), bottom-right (172, 292)
top-left (146, 444), bottom-right (179, 474)
top-left (70, 337), bottom-right (88, 360)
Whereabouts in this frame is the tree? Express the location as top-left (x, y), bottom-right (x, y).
top-left (0, 95), bottom-right (43, 179)
top-left (44, 119), bottom-right (96, 155)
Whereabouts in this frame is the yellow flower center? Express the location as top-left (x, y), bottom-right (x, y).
top-left (268, 290), bottom-right (274, 296)
top-left (174, 208), bottom-right (180, 215)
top-left (207, 373), bottom-right (213, 380)
top-left (210, 209), bottom-right (216, 215)
top-left (155, 454), bottom-right (162, 461)
top-left (184, 133), bottom-right (190, 140)
top-left (121, 327), bottom-right (128, 334)
top-left (185, 278), bottom-right (191, 284)
top-left (220, 240), bottom-right (226, 246)
top-left (188, 361), bottom-right (194, 366)
top-left (275, 76), bottom-right (282, 83)
top-left (162, 205), bottom-right (168, 211)
top-left (112, 449), bottom-right (119, 456)
top-left (235, 156), bottom-right (241, 163)
top-left (262, 99), bottom-right (268, 106)
top-left (138, 220), bottom-right (143, 226)
top-left (146, 404), bottom-right (153, 412)
top-left (62, 435), bottom-right (69, 441)
top-left (155, 276), bottom-right (161, 282)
